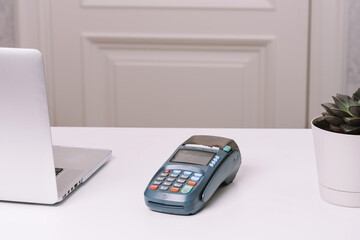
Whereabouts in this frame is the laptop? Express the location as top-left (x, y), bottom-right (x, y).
top-left (0, 48), bottom-right (112, 204)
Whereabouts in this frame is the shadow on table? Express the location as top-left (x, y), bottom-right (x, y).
top-left (200, 162), bottom-right (249, 212)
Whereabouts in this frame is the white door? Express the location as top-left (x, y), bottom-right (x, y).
top-left (15, 0), bottom-right (309, 128)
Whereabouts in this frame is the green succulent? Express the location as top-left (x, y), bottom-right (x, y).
top-left (316, 88), bottom-right (360, 134)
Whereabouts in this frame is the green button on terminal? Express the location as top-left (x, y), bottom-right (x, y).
top-left (181, 185), bottom-right (193, 194)
top-left (223, 145), bottom-right (231, 152)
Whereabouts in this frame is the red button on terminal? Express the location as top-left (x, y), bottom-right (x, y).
top-left (150, 185), bottom-right (159, 190)
top-left (170, 187), bottom-right (180, 192)
top-left (164, 170), bottom-right (170, 173)
top-left (187, 181), bottom-right (197, 186)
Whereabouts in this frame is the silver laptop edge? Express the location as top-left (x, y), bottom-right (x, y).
top-left (0, 47), bottom-right (112, 204)
top-left (54, 145), bottom-right (112, 202)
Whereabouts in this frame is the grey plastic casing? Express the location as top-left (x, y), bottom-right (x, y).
top-left (144, 135), bottom-right (241, 215)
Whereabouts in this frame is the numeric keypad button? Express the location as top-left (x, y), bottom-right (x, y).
top-left (166, 177), bottom-right (176, 182)
top-left (180, 174), bottom-right (190, 179)
top-left (163, 181), bottom-right (172, 186)
top-left (177, 178), bottom-right (186, 183)
top-left (173, 183), bottom-right (183, 188)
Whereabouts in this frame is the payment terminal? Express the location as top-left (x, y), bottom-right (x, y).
top-left (144, 135), bottom-right (241, 215)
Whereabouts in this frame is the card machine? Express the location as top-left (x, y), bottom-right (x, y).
top-left (144, 135), bottom-right (241, 215)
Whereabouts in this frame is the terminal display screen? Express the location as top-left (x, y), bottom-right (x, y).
top-left (170, 149), bottom-right (215, 166)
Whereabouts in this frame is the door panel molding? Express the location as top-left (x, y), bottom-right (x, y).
top-left (83, 33), bottom-right (275, 127)
top-left (81, 0), bottom-right (275, 10)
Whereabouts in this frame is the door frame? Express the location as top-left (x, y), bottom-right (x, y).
top-left (307, 0), bottom-right (349, 126)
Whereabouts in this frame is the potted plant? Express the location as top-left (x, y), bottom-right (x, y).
top-left (312, 88), bottom-right (360, 207)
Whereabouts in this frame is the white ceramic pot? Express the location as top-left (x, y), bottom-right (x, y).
top-left (312, 116), bottom-right (360, 207)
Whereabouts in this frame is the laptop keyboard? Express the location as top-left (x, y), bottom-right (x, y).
top-left (55, 168), bottom-right (63, 176)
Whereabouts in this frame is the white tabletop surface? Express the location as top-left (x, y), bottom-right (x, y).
top-left (1, 127), bottom-right (359, 240)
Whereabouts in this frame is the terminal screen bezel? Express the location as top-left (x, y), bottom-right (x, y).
top-left (170, 149), bottom-right (215, 166)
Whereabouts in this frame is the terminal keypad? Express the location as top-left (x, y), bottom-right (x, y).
top-left (149, 170), bottom-right (203, 194)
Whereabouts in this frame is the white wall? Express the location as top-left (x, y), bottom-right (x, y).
top-left (2, 0), bottom-right (357, 127)
top-left (0, 0), bottom-right (14, 47)
top-left (14, 0), bottom-right (311, 128)
top-left (347, 0), bottom-right (360, 94)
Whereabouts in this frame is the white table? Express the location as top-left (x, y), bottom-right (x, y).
top-left (1, 128), bottom-right (359, 240)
